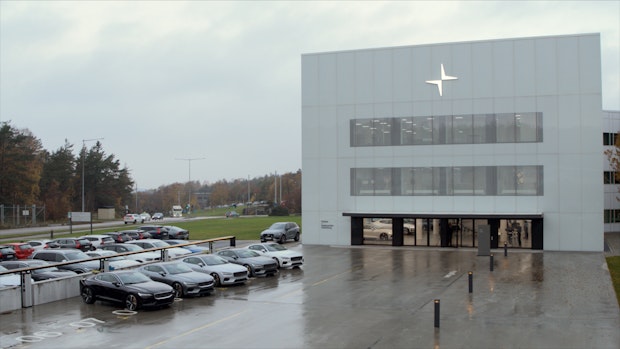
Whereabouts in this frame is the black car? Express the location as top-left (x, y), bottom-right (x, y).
top-left (137, 262), bottom-right (214, 298)
top-left (46, 238), bottom-right (94, 252)
top-left (0, 260), bottom-right (76, 281)
top-left (80, 270), bottom-right (175, 311)
top-left (0, 245), bottom-right (17, 261)
top-left (139, 225), bottom-right (170, 239)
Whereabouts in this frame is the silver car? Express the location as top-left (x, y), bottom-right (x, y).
top-left (216, 249), bottom-right (278, 277)
top-left (246, 243), bottom-right (304, 268)
top-left (182, 254), bottom-right (248, 286)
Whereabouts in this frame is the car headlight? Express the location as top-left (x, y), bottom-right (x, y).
top-left (222, 272), bottom-right (233, 276)
top-left (251, 263), bottom-right (260, 268)
top-left (138, 293), bottom-right (153, 298)
top-left (183, 282), bottom-right (197, 287)
top-left (281, 257), bottom-right (291, 261)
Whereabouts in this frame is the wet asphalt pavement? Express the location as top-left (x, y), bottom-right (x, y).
top-left (1, 241), bottom-right (619, 349)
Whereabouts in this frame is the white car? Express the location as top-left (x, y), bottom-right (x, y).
top-left (369, 218), bottom-right (416, 235)
top-left (79, 234), bottom-right (115, 248)
top-left (181, 254), bottom-right (248, 286)
top-left (124, 213), bottom-right (144, 224)
top-left (140, 212), bottom-right (151, 222)
top-left (126, 239), bottom-right (192, 259)
top-left (0, 265), bottom-right (21, 287)
top-left (26, 239), bottom-right (51, 251)
top-left (246, 243), bottom-right (304, 268)
top-left (86, 250), bottom-right (142, 270)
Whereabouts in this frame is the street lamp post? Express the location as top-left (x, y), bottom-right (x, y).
top-left (82, 138), bottom-right (104, 212)
top-left (175, 157), bottom-right (205, 213)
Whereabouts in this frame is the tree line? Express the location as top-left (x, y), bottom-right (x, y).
top-left (0, 121), bottom-right (301, 222)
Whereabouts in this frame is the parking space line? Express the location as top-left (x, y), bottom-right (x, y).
top-left (311, 268), bottom-right (354, 286)
top-left (143, 311), bottom-right (245, 349)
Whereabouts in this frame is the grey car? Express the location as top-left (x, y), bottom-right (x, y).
top-left (137, 261), bottom-right (214, 298)
top-left (0, 260), bottom-right (77, 281)
top-left (216, 249), bottom-right (278, 277)
top-left (259, 222), bottom-right (300, 243)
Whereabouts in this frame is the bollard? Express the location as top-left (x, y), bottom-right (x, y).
top-left (504, 242), bottom-right (508, 256)
top-left (50, 230), bottom-right (54, 239)
top-left (490, 254), bottom-right (494, 271)
top-left (434, 299), bottom-right (440, 328)
top-left (468, 271), bottom-right (473, 293)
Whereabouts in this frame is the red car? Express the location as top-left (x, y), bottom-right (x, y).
top-left (5, 242), bottom-right (35, 259)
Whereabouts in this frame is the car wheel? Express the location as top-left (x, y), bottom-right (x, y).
top-left (244, 264), bottom-right (253, 277)
top-left (124, 222), bottom-right (128, 224)
top-left (379, 232), bottom-right (389, 240)
top-left (211, 273), bottom-right (221, 286)
top-left (279, 235), bottom-right (286, 244)
top-left (81, 286), bottom-right (96, 304)
top-left (172, 282), bottom-right (183, 298)
top-left (273, 257), bottom-right (281, 268)
top-left (294, 233), bottom-right (300, 242)
top-left (260, 238), bottom-right (266, 243)
top-left (126, 294), bottom-right (139, 311)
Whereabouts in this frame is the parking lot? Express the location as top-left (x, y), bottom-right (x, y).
top-left (1, 242), bottom-right (619, 349)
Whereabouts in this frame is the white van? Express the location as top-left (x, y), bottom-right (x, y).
top-left (172, 205), bottom-right (183, 217)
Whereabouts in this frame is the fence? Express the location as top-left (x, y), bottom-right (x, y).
top-left (0, 205), bottom-right (46, 228)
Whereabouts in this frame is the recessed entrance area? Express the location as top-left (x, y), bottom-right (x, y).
top-left (347, 214), bottom-right (543, 250)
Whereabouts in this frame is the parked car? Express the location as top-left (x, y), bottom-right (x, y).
top-left (182, 254), bottom-right (248, 286)
top-left (137, 261), bottom-right (214, 298)
top-left (126, 240), bottom-right (191, 259)
top-left (104, 232), bottom-right (133, 243)
top-left (260, 222), bottom-right (301, 243)
top-left (363, 223), bottom-right (392, 241)
top-left (118, 229), bottom-right (151, 240)
top-left (45, 238), bottom-right (94, 252)
top-left (162, 226), bottom-right (189, 240)
top-left (26, 240), bottom-right (50, 251)
top-left (30, 249), bottom-right (99, 274)
top-left (86, 250), bottom-right (142, 270)
top-left (216, 249), bottom-right (278, 277)
top-left (79, 234), bottom-right (115, 248)
top-left (4, 242), bottom-right (34, 259)
top-left (0, 245), bottom-right (17, 261)
top-left (369, 218), bottom-right (416, 235)
top-left (0, 260), bottom-right (76, 281)
top-left (152, 213), bottom-right (164, 221)
top-left (139, 225), bottom-right (170, 239)
top-left (246, 243), bottom-right (304, 268)
top-left (80, 270), bottom-right (175, 310)
top-left (164, 240), bottom-right (209, 254)
top-left (0, 265), bottom-right (20, 287)
top-left (99, 243), bottom-right (161, 263)
top-left (140, 212), bottom-right (152, 222)
top-left (225, 211), bottom-right (239, 218)
top-left (124, 213), bottom-right (144, 224)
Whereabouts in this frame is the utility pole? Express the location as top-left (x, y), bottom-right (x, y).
top-left (175, 157), bottom-right (205, 214)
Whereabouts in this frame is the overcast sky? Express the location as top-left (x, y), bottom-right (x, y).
top-left (1, 1), bottom-right (618, 191)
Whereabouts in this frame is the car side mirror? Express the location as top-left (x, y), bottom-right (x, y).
top-left (113, 282), bottom-right (121, 287)
top-left (198, 263), bottom-right (205, 267)
top-left (159, 272), bottom-right (166, 276)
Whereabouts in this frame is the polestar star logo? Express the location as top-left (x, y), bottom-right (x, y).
top-left (426, 63), bottom-right (458, 96)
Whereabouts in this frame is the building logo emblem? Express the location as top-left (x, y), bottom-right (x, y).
top-left (426, 64), bottom-right (458, 96)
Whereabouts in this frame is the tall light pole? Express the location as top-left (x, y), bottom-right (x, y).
top-left (82, 138), bottom-right (104, 212)
top-left (175, 157), bottom-right (205, 213)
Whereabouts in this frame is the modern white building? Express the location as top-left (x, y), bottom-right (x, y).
top-left (603, 110), bottom-right (620, 233)
top-left (301, 33), bottom-right (603, 252)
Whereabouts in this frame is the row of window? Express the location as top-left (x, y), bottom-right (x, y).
top-left (351, 166), bottom-right (544, 196)
top-left (351, 112), bottom-right (543, 147)
top-left (604, 210), bottom-right (620, 223)
top-left (603, 132), bottom-right (618, 146)
top-left (604, 171), bottom-right (620, 184)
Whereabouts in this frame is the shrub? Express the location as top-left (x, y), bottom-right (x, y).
top-left (269, 206), bottom-right (289, 216)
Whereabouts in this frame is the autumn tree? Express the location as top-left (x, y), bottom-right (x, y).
top-left (39, 140), bottom-right (76, 220)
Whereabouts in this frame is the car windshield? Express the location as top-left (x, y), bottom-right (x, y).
top-left (123, 245), bottom-right (143, 251)
top-left (269, 223), bottom-right (286, 229)
top-left (0, 265), bottom-right (8, 272)
top-left (151, 241), bottom-right (169, 248)
top-left (236, 250), bottom-right (260, 258)
top-left (164, 263), bottom-right (192, 274)
top-left (118, 272), bottom-right (151, 284)
top-left (200, 255), bottom-right (227, 265)
top-left (264, 244), bottom-right (286, 252)
top-left (65, 251), bottom-right (90, 260)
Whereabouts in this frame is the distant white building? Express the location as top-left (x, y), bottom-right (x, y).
top-left (302, 33), bottom-right (604, 251)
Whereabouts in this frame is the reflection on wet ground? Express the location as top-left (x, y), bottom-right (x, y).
top-left (0, 243), bottom-right (618, 349)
